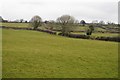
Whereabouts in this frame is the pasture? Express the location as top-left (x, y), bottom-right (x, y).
top-left (71, 32), bottom-right (118, 37)
top-left (2, 28), bottom-right (118, 78)
top-left (1, 22), bottom-right (119, 37)
top-left (0, 28), bottom-right (2, 78)
top-left (1, 23), bottom-right (29, 28)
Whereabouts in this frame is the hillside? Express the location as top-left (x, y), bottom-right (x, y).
top-left (2, 29), bottom-right (118, 78)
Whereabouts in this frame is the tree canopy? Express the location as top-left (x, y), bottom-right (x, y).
top-left (30, 15), bottom-right (42, 29)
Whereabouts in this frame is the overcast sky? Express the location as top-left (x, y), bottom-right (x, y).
top-left (0, 0), bottom-right (119, 23)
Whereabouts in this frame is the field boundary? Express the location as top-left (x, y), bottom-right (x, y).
top-left (1, 26), bottom-right (120, 42)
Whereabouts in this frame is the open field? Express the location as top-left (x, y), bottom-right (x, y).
top-left (71, 32), bottom-right (119, 37)
top-left (71, 26), bottom-right (107, 32)
top-left (2, 29), bottom-right (118, 78)
top-left (1, 23), bottom-right (29, 28)
top-left (92, 33), bottom-right (118, 37)
top-left (1, 23), bottom-right (106, 32)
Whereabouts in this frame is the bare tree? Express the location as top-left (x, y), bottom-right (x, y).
top-left (92, 20), bottom-right (98, 24)
top-left (74, 20), bottom-right (79, 24)
top-left (92, 20), bottom-right (101, 27)
top-left (20, 19), bottom-right (24, 23)
top-left (56, 15), bottom-right (76, 35)
top-left (49, 20), bottom-right (55, 23)
top-left (57, 15), bottom-right (75, 24)
top-left (96, 20), bottom-right (105, 27)
top-left (30, 15), bottom-right (42, 30)
top-left (99, 20), bottom-right (105, 25)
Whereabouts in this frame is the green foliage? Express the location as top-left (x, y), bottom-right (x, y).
top-left (3, 29), bottom-right (118, 78)
top-left (31, 20), bottom-right (41, 29)
top-left (80, 20), bottom-right (86, 26)
top-left (61, 24), bottom-right (71, 35)
top-left (86, 29), bottom-right (92, 35)
top-left (30, 15), bottom-right (42, 30)
top-left (86, 25), bottom-right (94, 35)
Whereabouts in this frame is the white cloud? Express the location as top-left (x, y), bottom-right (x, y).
top-left (1, 0), bottom-right (118, 23)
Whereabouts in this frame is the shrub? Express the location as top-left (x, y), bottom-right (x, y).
top-left (30, 15), bottom-right (42, 30)
top-left (86, 25), bottom-right (94, 35)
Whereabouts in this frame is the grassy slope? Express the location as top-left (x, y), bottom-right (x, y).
top-left (2, 29), bottom-right (118, 78)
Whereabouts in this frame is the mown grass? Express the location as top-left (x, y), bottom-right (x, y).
top-left (2, 29), bottom-right (118, 78)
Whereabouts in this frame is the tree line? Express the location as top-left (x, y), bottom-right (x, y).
top-left (28, 15), bottom-right (119, 36)
top-left (29, 15), bottom-right (108, 36)
top-left (0, 15), bottom-right (118, 36)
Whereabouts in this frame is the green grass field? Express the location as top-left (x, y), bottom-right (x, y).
top-left (0, 23), bottom-right (106, 31)
top-left (1, 23), bottom-right (29, 28)
top-left (71, 32), bottom-right (118, 37)
top-left (2, 29), bottom-right (118, 78)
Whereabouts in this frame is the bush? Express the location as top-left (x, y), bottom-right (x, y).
top-left (30, 15), bottom-right (42, 30)
top-left (86, 25), bottom-right (94, 35)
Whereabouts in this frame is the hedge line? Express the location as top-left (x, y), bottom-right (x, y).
top-left (0, 26), bottom-right (120, 42)
top-left (0, 26), bottom-right (56, 34)
top-left (58, 33), bottom-right (120, 42)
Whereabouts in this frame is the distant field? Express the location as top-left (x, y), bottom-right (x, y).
top-left (1, 23), bottom-right (106, 31)
top-left (71, 32), bottom-right (118, 37)
top-left (3, 29), bottom-right (118, 78)
top-left (92, 33), bottom-right (119, 37)
top-left (1, 23), bottom-right (29, 28)
top-left (1, 22), bottom-right (119, 38)
top-left (73, 26), bottom-right (107, 32)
